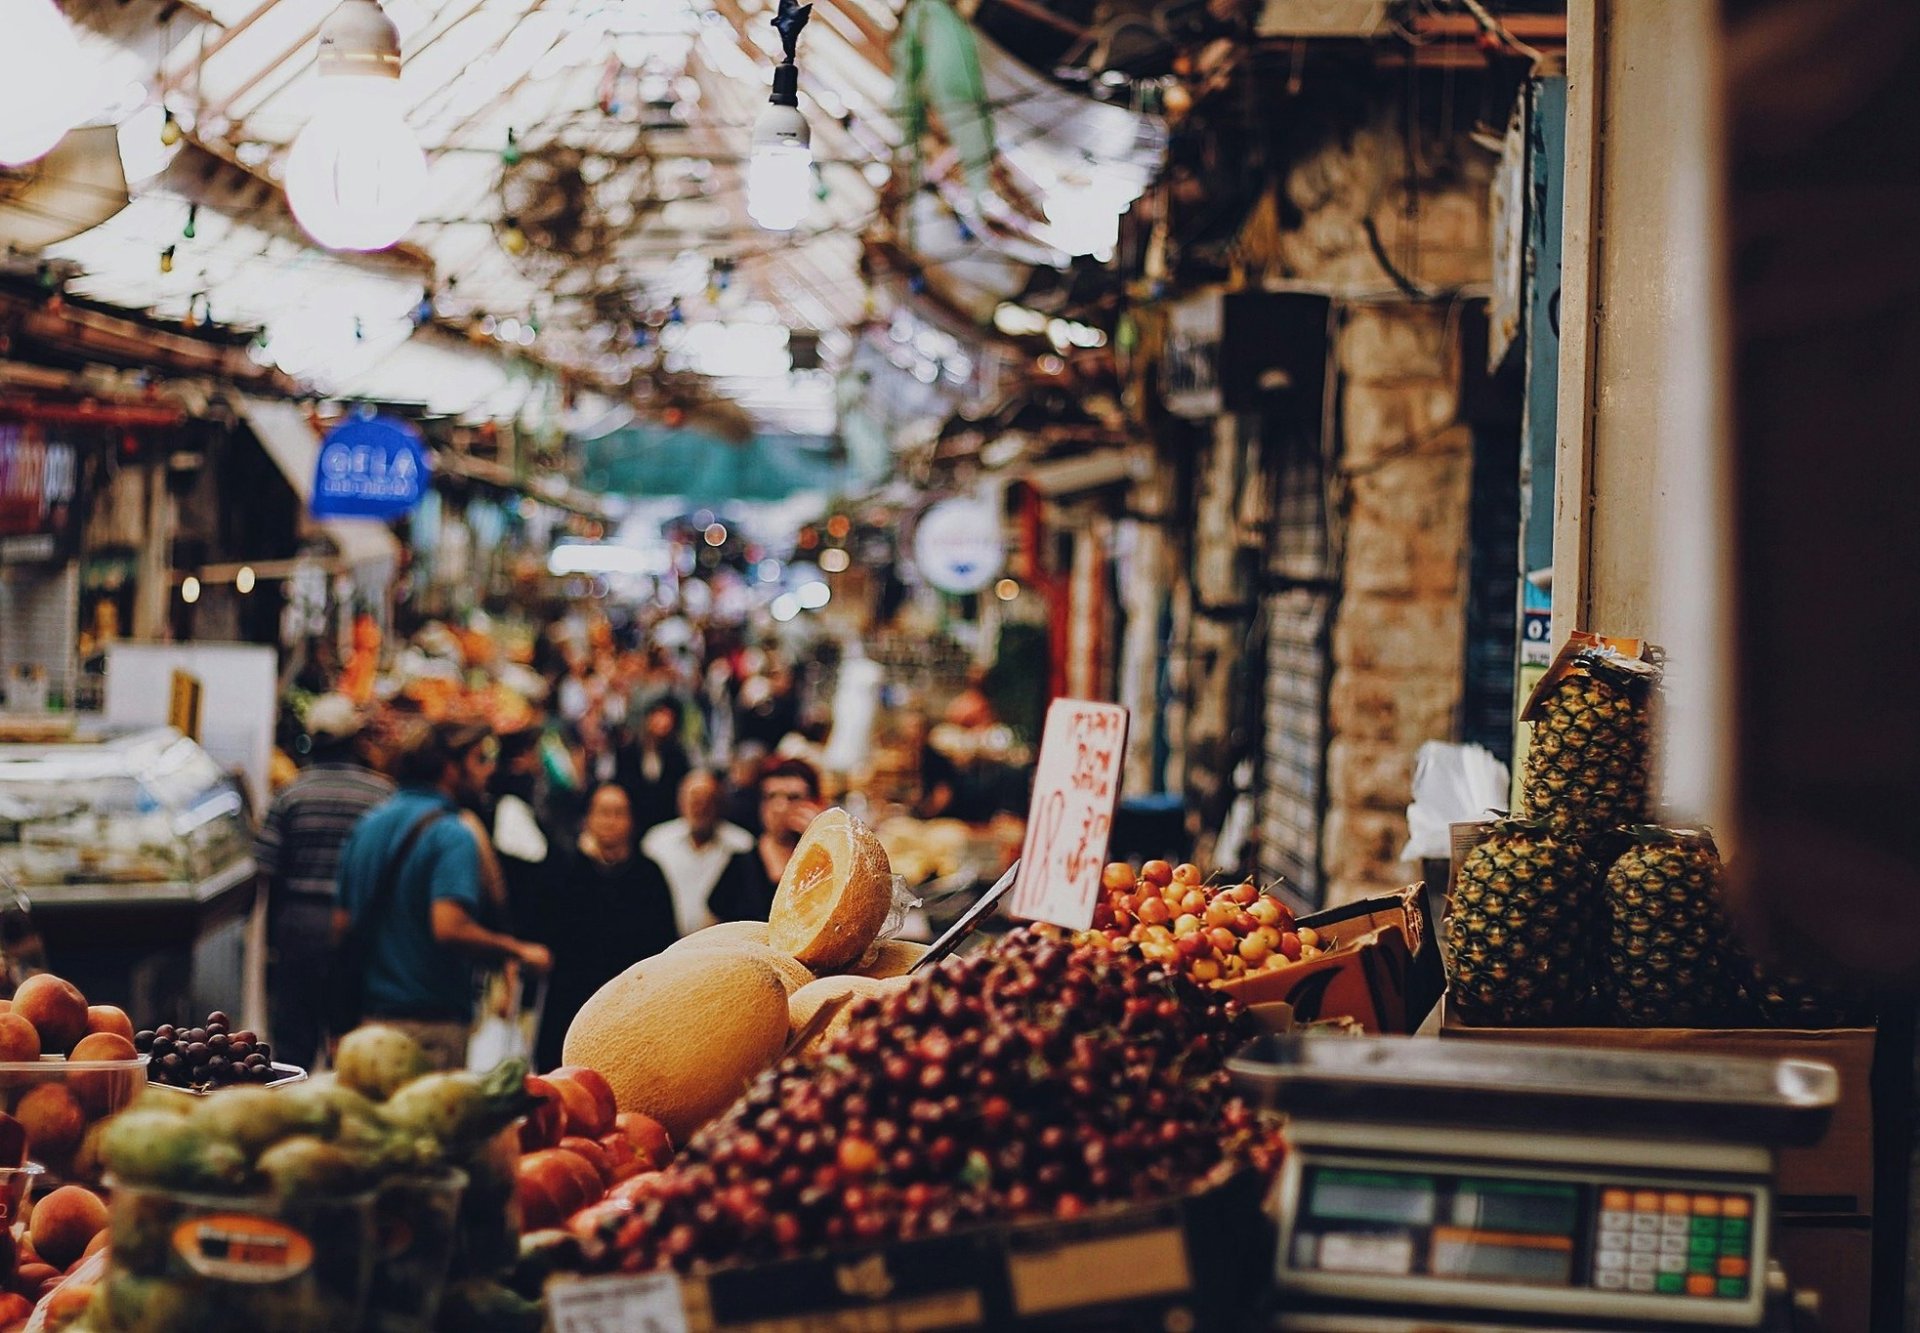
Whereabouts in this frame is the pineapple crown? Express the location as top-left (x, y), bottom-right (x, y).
top-left (1618, 824), bottom-right (1719, 854)
top-left (1570, 646), bottom-right (1661, 695)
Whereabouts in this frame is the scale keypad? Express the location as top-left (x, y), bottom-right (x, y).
top-left (1593, 1190), bottom-right (1751, 1299)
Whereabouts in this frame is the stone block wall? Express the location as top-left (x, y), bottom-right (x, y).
top-left (1270, 114), bottom-right (1492, 905)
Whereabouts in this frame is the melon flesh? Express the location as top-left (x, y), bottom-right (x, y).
top-left (767, 809), bottom-right (893, 969)
top-left (851, 938), bottom-right (930, 979)
top-left (562, 950), bottom-right (790, 1143)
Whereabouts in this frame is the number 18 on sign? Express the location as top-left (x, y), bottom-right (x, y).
top-left (1010, 700), bottom-right (1129, 930)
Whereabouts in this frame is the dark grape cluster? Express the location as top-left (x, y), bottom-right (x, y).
top-left (569, 928), bottom-right (1274, 1275)
top-left (133, 1011), bottom-right (279, 1088)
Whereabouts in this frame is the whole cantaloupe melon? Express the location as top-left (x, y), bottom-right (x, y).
top-left (562, 950), bottom-right (790, 1142)
top-left (668, 923), bottom-right (818, 994)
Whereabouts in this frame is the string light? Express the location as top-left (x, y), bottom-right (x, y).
top-left (181, 576), bottom-right (202, 605)
top-left (236, 567), bottom-right (257, 595)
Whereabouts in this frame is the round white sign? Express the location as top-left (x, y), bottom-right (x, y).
top-left (912, 499), bottom-right (1005, 595)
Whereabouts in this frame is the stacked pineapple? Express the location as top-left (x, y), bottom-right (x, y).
top-left (1447, 640), bottom-right (1866, 1028)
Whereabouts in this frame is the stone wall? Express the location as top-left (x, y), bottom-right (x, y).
top-left (1273, 114), bottom-right (1492, 905)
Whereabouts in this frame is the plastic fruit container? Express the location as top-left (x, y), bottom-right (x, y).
top-left (0, 1162), bottom-right (45, 1228)
top-left (101, 1178), bottom-right (375, 1333)
top-left (0, 1054), bottom-right (147, 1185)
top-left (367, 1166), bottom-right (468, 1333)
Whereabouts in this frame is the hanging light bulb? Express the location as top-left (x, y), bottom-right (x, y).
top-left (0, 0), bottom-right (90, 167)
top-left (747, 0), bottom-right (812, 232)
top-left (285, 0), bottom-right (427, 252)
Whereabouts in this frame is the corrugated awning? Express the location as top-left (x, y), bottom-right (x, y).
top-left (235, 394), bottom-right (402, 571)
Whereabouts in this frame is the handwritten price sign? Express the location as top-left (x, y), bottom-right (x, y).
top-left (1010, 700), bottom-right (1129, 930)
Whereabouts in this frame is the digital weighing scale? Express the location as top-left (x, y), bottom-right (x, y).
top-left (1229, 1036), bottom-right (1839, 1332)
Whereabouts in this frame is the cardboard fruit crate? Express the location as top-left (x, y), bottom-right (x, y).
top-left (1216, 885), bottom-right (1442, 1034)
top-left (549, 1172), bottom-right (1271, 1333)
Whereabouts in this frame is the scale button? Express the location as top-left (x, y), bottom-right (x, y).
top-left (1691, 1256), bottom-right (1716, 1277)
top-left (1722, 1196), bottom-right (1752, 1219)
top-left (1598, 1248), bottom-right (1627, 1272)
top-left (1719, 1278), bottom-right (1749, 1300)
top-left (1721, 1237), bottom-right (1749, 1258)
top-left (1633, 1191), bottom-right (1662, 1212)
top-left (1662, 1214), bottom-right (1690, 1236)
top-left (1691, 1217), bottom-right (1720, 1239)
top-left (1719, 1257), bottom-right (1749, 1279)
top-left (1658, 1254), bottom-right (1686, 1275)
top-left (1599, 1231), bottom-right (1628, 1254)
top-left (1628, 1272), bottom-right (1657, 1294)
top-left (1692, 1196), bottom-right (1722, 1217)
top-left (1596, 1269), bottom-right (1627, 1291)
top-left (1601, 1210), bottom-right (1631, 1233)
top-left (1691, 1236), bottom-right (1718, 1257)
top-left (1663, 1192), bottom-right (1692, 1214)
top-left (1722, 1217), bottom-right (1750, 1240)
top-left (1603, 1189), bottom-right (1632, 1211)
top-left (1657, 1273), bottom-right (1686, 1295)
top-left (1660, 1235), bottom-right (1687, 1258)
top-left (1633, 1214), bottom-right (1661, 1235)
top-left (1688, 1275), bottom-right (1717, 1297)
top-left (1630, 1252), bottom-right (1657, 1274)
top-left (1631, 1233), bottom-right (1658, 1254)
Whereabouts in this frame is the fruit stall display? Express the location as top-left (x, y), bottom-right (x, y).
top-left (1081, 859), bottom-right (1328, 984)
top-left (1447, 636), bottom-right (1870, 1028)
top-left (132, 1011), bottom-right (288, 1090)
top-left (0, 976), bottom-right (143, 1185)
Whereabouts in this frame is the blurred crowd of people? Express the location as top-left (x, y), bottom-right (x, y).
top-left (258, 615), bottom-right (845, 1075)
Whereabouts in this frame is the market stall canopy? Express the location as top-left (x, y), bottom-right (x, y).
top-left (234, 393), bottom-right (404, 572)
top-left (0, 127), bottom-right (129, 252)
top-left (578, 423), bottom-right (856, 504)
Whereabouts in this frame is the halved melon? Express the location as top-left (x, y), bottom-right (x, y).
top-left (851, 938), bottom-right (929, 979)
top-left (669, 920), bottom-right (773, 952)
top-left (786, 974), bottom-right (909, 1054)
top-left (767, 808), bottom-right (893, 969)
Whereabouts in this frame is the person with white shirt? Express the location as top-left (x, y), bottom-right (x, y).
top-left (642, 769), bottom-right (754, 935)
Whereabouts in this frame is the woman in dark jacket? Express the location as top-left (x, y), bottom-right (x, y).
top-left (533, 782), bottom-right (679, 1070)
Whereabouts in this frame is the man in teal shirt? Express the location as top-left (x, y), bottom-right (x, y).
top-left (335, 720), bottom-right (552, 1068)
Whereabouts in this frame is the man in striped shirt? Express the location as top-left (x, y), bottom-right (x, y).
top-left (255, 694), bottom-right (393, 1069)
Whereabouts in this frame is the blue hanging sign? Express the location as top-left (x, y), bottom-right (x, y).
top-left (310, 413), bottom-right (430, 520)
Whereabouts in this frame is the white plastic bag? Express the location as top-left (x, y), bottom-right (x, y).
top-left (1399, 742), bottom-right (1510, 861)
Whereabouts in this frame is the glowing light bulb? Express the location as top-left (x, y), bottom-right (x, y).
top-left (181, 576), bottom-right (202, 605)
top-left (747, 73), bottom-right (811, 232)
top-left (285, 2), bottom-right (426, 252)
top-left (236, 566), bottom-right (257, 595)
top-left (0, 0), bottom-right (90, 167)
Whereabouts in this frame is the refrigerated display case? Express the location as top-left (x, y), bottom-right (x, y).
top-left (0, 726), bottom-right (255, 1020)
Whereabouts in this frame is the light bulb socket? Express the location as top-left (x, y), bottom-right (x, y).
top-left (769, 63), bottom-right (799, 108)
top-left (316, 0), bottom-right (403, 80)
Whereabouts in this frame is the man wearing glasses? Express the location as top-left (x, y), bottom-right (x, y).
top-left (707, 758), bottom-right (823, 922)
top-left (335, 719), bottom-right (552, 1069)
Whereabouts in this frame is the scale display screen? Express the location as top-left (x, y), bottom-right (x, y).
top-left (1291, 1164), bottom-right (1758, 1302)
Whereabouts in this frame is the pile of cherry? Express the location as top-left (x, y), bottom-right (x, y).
top-left (564, 928), bottom-right (1278, 1274)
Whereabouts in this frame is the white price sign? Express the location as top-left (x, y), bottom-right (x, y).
top-left (1009, 700), bottom-right (1129, 930)
top-left (548, 1273), bottom-right (688, 1333)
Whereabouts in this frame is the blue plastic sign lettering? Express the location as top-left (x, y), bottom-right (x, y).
top-left (311, 415), bottom-right (431, 519)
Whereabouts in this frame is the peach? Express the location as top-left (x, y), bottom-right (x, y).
top-left (29, 1187), bottom-right (107, 1270)
top-left (596, 1131), bottom-right (642, 1182)
top-left (0, 1292), bottom-right (31, 1323)
top-left (80, 1227), bottom-right (108, 1262)
top-left (10, 978), bottom-right (86, 1056)
top-left (0, 1016), bottom-right (38, 1066)
top-left (41, 1281), bottom-right (93, 1330)
top-left (613, 1112), bottom-right (672, 1168)
top-left (557, 1137), bottom-right (613, 1187)
top-left (9, 1263), bottom-right (56, 1296)
top-left (84, 1006), bottom-right (133, 1043)
top-left (66, 1033), bottom-right (136, 1117)
top-left (14, 1085), bottom-right (85, 1161)
top-left (547, 1066), bottom-right (618, 1137)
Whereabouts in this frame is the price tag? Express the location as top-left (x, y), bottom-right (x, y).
top-left (549, 1273), bottom-right (689, 1333)
top-left (1009, 700), bottom-right (1129, 930)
